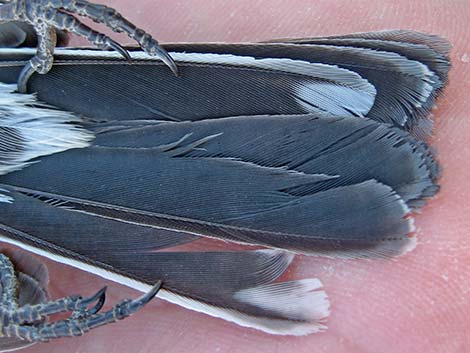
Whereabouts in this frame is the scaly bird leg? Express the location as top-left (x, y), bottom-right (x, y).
top-left (0, 0), bottom-right (178, 92)
top-left (0, 253), bottom-right (162, 344)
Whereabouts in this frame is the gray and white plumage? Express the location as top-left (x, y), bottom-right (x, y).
top-left (0, 24), bottom-right (449, 336)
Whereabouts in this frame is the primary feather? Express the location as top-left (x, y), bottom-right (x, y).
top-left (0, 29), bottom-right (449, 137)
top-left (0, 48), bottom-right (377, 121)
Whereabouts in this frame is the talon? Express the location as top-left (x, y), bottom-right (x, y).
top-left (152, 46), bottom-right (179, 77)
top-left (143, 281), bottom-right (163, 304)
top-left (69, 286), bottom-right (107, 319)
top-left (128, 281), bottom-right (162, 312)
top-left (86, 287), bottom-right (107, 315)
top-left (17, 62), bottom-right (35, 93)
top-left (77, 286), bottom-right (107, 311)
top-left (135, 31), bottom-right (178, 75)
top-left (105, 39), bottom-right (132, 62)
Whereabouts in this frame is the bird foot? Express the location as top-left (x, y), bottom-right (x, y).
top-left (0, 0), bottom-right (178, 92)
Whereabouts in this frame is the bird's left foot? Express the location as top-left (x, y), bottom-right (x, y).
top-left (0, 253), bottom-right (162, 346)
top-left (0, 0), bottom-right (178, 92)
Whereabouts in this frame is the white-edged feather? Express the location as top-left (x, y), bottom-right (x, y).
top-left (164, 280), bottom-right (329, 336)
top-left (233, 278), bottom-right (329, 332)
top-left (0, 48), bottom-right (377, 118)
top-left (0, 188), bottom-right (13, 203)
top-left (312, 44), bottom-right (438, 110)
top-left (0, 83), bottom-right (93, 175)
top-left (0, 232), bottom-right (329, 336)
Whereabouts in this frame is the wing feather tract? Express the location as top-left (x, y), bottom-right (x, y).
top-left (0, 197), bottom-right (329, 336)
top-left (90, 114), bottom-right (438, 207)
top-left (165, 39), bottom-right (448, 136)
top-left (267, 30), bottom-right (450, 136)
top-left (0, 30), bottom-right (450, 137)
top-left (0, 28), bottom-right (447, 336)
top-left (278, 37), bottom-right (450, 83)
top-left (0, 48), bottom-right (376, 121)
top-left (0, 113), bottom-right (434, 256)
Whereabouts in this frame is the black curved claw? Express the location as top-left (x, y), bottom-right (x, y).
top-left (17, 61), bottom-right (35, 93)
top-left (78, 286), bottom-right (107, 314)
top-left (105, 39), bottom-right (132, 61)
top-left (153, 46), bottom-right (179, 77)
top-left (85, 287), bottom-right (107, 315)
top-left (127, 281), bottom-right (162, 313)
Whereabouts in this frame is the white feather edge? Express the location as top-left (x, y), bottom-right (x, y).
top-left (0, 47), bottom-right (374, 91)
top-left (0, 83), bottom-right (93, 175)
top-left (0, 47), bottom-right (377, 117)
top-left (282, 43), bottom-right (438, 109)
top-left (0, 188), bottom-right (13, 203)
top-left (0, 234), bottom-right (329, 336)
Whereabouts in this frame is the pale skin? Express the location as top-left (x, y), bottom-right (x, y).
top-left (9, 0), bottom-right (470, 352)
